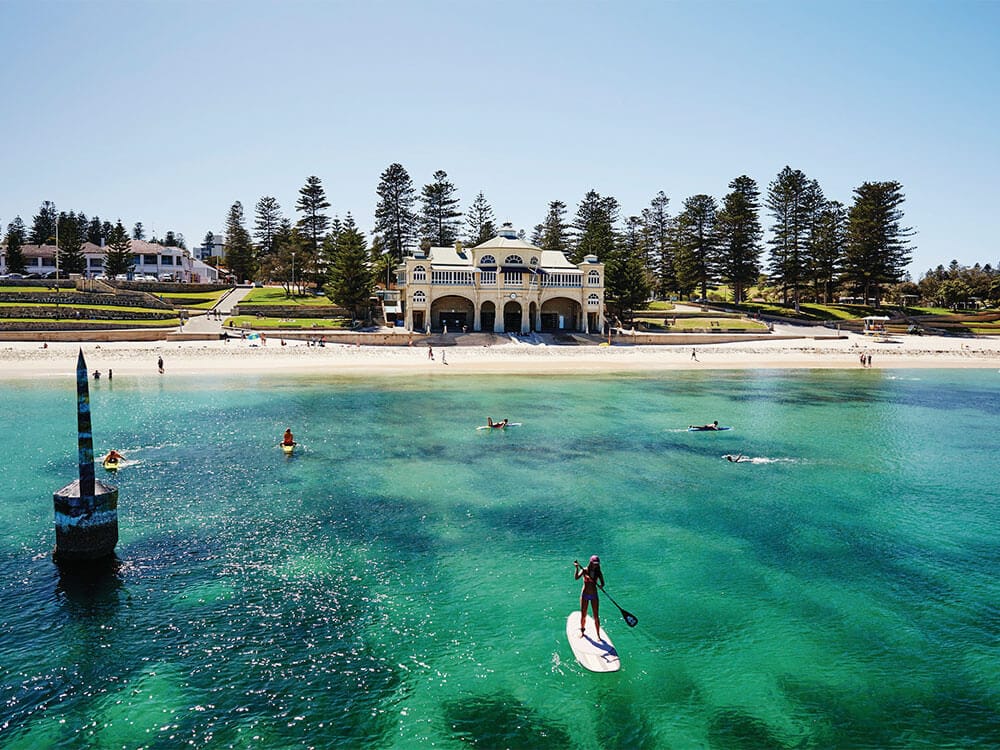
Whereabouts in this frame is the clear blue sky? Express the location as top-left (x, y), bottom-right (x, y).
top-left (2, 0), bottom-right (997, 275)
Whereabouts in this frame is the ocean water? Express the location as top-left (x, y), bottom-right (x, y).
top-left (1, 368), bottom-right (998, 749)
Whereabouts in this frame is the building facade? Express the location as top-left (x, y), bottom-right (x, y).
top-left (1, 240), bottom-right (219, 282)
top-left (397, 225), bottom-right (605, 334)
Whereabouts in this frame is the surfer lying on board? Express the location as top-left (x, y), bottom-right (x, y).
top-left (282, 428), bottom-right (295, 446)
top-left (486, 418), bottom-right (508, 429)
top-left (724, 453), bottom-right (748, 463)
top-left (103, 449), bottom-right (123, 463)
top-left (574, 556), bottom-right (605, 638)
top-left (691, 420), bottom-right (720, 430)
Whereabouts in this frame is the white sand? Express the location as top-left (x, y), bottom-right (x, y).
top-left (3, 331), bottom-right (1000, 380)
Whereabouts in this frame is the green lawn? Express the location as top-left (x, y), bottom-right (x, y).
top-left (241, 287), bottom-right (334, 306)
top-left (224, 315), bottom-right (352, 330)
top-left (0, 286), bottom-right (80, 294)
top-left (0, 301), bottom-right (172, 314)
top-left (159, 290), bottom-right (229, 309)
top-left (643, 301), bottom-right (676, 311)
top-left (0, 317), bottom-right (180, 327)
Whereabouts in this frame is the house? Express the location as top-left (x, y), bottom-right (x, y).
top-left (396, 224), bottom-right (605, 334)
top-left (1, 240), bottom-right (219, 282)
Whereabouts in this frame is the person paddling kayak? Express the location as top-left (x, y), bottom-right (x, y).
top-left (574, 555), bottom-right (605, 638)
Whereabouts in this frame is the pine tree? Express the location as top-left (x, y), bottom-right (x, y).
top-left (640, 191), bottom-right (672, 297)
top-left (103, 220), bottom-right (134, 278)
top-left (4, 217), bottom-right (28, 274)
top-left (716, 175), bottom-right (762, 303)
top-left (133, 222), bottom-right (145, 240)
top-left (86, 216), bottom-right (105, 245)
top-left (809, 200), bottom-right (846, 303)
top-left (465, 191), bottom-right (497, 245)
top-left (254, 196), bottom-right (283, 257)
top-left (766, 166), bottom-right (814, 307)
top-left (572, 191), bottom-right (619, 264)
top-left (224, 201), bottom-right (256, 283)
top-left (675, 194), bottom-right (719, 301)
top-left (29, 201), bottom-right (58, 244)
top-left (57, 211), bottom-right (86, 274)
top-left (374, 163), bottom-right (418, 262)
top-left (539, 200), bottom-right (570, 256)
top-left (605, 215), bottom-right (652, 322)
top-left (420, 170), bottom-right (462, 246)
top-left (326, 214), bottom-right (374, 321)
top-left (843, 181), bottom-right (914, 307)
top-left (295, 175), bottom-right (331, 255)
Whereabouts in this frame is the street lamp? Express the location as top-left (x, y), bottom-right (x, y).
top-left (291, 252), bottom-right (295, 296)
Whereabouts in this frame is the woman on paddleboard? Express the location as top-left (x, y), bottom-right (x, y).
top-left (574, 555), bottom-right (605, 637)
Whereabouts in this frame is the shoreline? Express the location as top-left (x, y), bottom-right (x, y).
top-left (3, 333), bottom-right (1000, 380)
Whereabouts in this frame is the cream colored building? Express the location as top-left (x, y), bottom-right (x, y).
top-left (398, 224), bottom-right (605, 334)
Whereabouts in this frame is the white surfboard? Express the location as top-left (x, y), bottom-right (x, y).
top-left (566, 612), bottom-right (620, 672)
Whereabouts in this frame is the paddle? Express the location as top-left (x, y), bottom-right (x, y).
top-left (601, 586), bottom-right (638, 627)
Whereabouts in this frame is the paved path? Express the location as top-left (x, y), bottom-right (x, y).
top-left (177, 286), bottom-right (253, 335)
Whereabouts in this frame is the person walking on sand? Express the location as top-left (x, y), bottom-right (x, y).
top-left (691, 348), bottom-right (698, 361)
top-left (574, 556), bottom-right (605, 638)
top-left (157, 355), bottom-right (164, 374)
top-left (442, 350), bottom-right (448, 365)
top-left (428, 345), bottom-right (434, 361)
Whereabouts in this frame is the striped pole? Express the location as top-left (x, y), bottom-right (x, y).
top-left (76, 348), bottom-right (95, 498)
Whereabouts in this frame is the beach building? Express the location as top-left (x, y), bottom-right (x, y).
top-left (396, 224), bottom-right (605, 334)
top-left (1, 240), bottom-right (219, 282)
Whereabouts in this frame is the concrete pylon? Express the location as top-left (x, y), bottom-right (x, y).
top-left (53, 349), bottom-right (118, 562)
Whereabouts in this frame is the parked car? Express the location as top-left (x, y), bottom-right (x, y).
top-left (0, 273), bottom-right (25, 279)
top-left (24, 272), bottom-right (43, 279)
top-left (42, 271), bottom-right (60, 279)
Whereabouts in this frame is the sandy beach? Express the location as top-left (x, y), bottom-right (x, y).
top-left (3, 329), bottom-right (1000, 380)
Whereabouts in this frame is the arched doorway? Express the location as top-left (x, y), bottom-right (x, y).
top-left (540, 297), bottom-right (582, 331)
top-left (480, 300), bottom-right (496, 332)
top-left (503, 300), bottom-right (522, 332)
top-left (430, 295), bottom-right (474, 332)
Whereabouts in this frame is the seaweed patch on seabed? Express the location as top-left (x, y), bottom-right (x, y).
top-left (443, 692), bottom-right (572, 749)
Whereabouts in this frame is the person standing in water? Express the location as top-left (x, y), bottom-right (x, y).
top-left (574, 555), bottom-right (605, 638)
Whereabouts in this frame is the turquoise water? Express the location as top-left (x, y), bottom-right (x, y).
top-left (1, 369), bottom-right (998, 749)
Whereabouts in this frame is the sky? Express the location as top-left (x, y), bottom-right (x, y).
top-left (1, 0), bottom-right (998, 276)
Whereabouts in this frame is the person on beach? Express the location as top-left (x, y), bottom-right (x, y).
top-left (574, 556), bottom-right (605, 638)
top-left (157, 355), bottom-right (164, 374)
top-left (282, 428), bottom-right (295, 446)
top-left (442, 350), bottom-right (447, 365)
top-left (428, 345), bottom-right (434, 360)
top-left (486, 418), bottom-right (508, 429)
top-left (691, 348), bottom-right (698, 361)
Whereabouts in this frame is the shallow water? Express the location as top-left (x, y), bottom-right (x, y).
top-left (1, 369), bottom-right (998, 749)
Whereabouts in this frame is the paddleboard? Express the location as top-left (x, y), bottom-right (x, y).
top-left (102, 458), bottom-right (120, 472)
top-left (281, 443), bottom-right (295, 455)
top-left (475, 422), bottom-right (522, 430)
top-left (687, 426), bottom-right (732, 432)
top-left (566, 612), bottom-right (620, 672)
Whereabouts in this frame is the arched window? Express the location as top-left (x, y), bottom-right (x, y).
top-left (588, 294), bottom-right (600, 306)
top-left (479, 254), bottom-right (496, 266)
top-left (588, 270), bottom-right (601, 286)
top-left (413, 290), bottom-right (427, 304)
top-left (412, 265), bottom-right (426, 282)
top-left (503, 255), bottom-right (524, 265)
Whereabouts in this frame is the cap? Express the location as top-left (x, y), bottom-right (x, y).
top-left (590, 555), bottom-right (600, 564)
